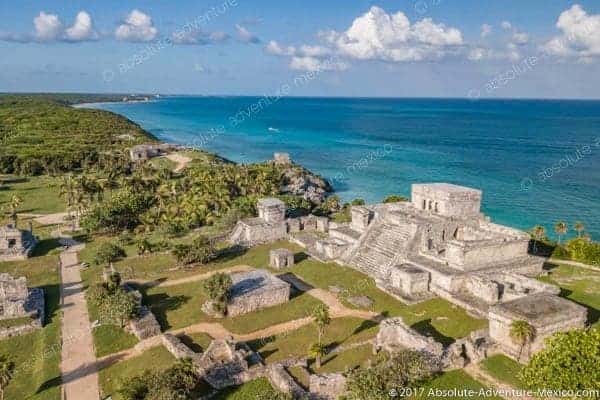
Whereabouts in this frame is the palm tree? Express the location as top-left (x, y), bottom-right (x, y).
top-left (7, 195), bottom-right (22, 225)
top-left (59, 175), bottom-right (78, 225)
top-left (574, 221), bottom-right (585, 238)
top-left (509, 320), bottom-right (535, 362)
top-left (554, 221), bottom-right (568, 245)
top-left (309, 343), bottom-right (327, 370)
top-left (311, 304), bottom-right (331, 368)
top-left (0, 355), bottom-right (14, 400)
top-left (531, 225), bottom-right (545, 254)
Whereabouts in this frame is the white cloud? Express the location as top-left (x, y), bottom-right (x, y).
top-left (468, 44), bottom-right (520, 62)
top-left (501, 21), bottom-right (512, 30)
top-left (542, 4), bottom-right (600, 59)
top-left (172, 29), bottom-right (229, 45)
top-left (480, 24), bottom-right (492, 38)
top-left (235, 24), bottom-right (260, 43)
top-left (512, 32), bottom-right (529, 45)
top-left (115, 10), bottom-right (158, 42)
top-left (265, 40), bottom-right (295, 56)
top-left (65, 11), bottom-right (98, 41)
top-left (289, 56), bottom-right (348, 72)
top-left (34, 11), bottom-right (64, 41)
top-left (320, 6), bottom-right (463, 62)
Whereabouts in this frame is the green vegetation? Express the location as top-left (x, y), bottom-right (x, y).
top-left (173, 235), bottom-right (217, 266)
top-left (0, 254), bottom-right (61, 400)
top-left (565, 238), bottom-right (600, 266)
top-left (214, 378), bottom-right (288, 400)
top-left (480, 355), bottom-right (524, 389)
top-left (382, 194), bottom-right (409, 203)
top-left (247, 317), bottom-right (379, 363)
top-left (0, 176), bottom-right (64, 214)
top-left (314, 343), bottom-right (375, 374)
top-left (203, 272), bottom-right (232, 316)
top-left (509, 320), bottom-right (535, 362)
top-left (415, 370), bottom-right (501, 400)
top-left (118, 358), bottom-right (200, 400)
top-left (0, 96), bottom-right (154, 175)
top-left (539, 263), bottom-right (600, 327)
top-left (99, 346), bottom-right (176, 400)
top-left (345, 350), bottom-right (438, 400)
top-left (520, 328), bottom-right (599, 393)
top-left (92, 325), bottom-right (138, 358)
top-left (309, 304), bottom-right (331, 368)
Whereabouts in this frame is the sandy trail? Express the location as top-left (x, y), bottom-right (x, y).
top-left (165, 153), bottom-right (192, 172)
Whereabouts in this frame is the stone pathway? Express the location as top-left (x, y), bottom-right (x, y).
top-left (59, 241), bottom-right (100, 400)
top-left (165, 153), bottom-right (192, 173)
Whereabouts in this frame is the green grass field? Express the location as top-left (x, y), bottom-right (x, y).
top-left (0, 175), bottom-right (65, 214)
top-left (214, 378), bottom-right (284, 400)
top-left (0, 253), bottom-right (61, 400)
top-left (539, 263), bottom-right (600, 327)
top-left (144, 277), bottom-right (323, 332)
top-left (99, 345), bottom-right (176, 400)
top-left (247, 317), bottom-right (378, 363)
top-left (480, 354), bottom-right (524, 389)
top-left (414, 370), bottom-right (502, 399)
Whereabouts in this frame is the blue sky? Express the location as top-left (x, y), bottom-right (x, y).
top-left (1, 0), bottom-right (599, 98)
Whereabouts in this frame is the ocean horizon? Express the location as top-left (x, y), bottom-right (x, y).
top-left (83, 96), bottom-right (600, 239)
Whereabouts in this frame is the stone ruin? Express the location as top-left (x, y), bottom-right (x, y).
top-left (310, 373), bottom-right (347, 400)
top-left (269, 248), bottom-right (295, 269)
top-left (0, 273), bottom-right (44, 338)
top-left (123, 285), bottom-right (161, 340)
top-left (375, 317), bottom-right (489, 370)
top-left (129, 143), bottom-right (181, 161)
top-left (489, 293), bottom-right (587, 361)
top-left (226, 270), bottom-right (291, 317)
top-left (229, 197), bottom-right (329, 247)
top-left (0, 224), bottom-right (37, 262)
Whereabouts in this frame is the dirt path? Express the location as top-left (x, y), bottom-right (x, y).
top-left (59, 241), bottom-right (100, 400)
top-left (165, 153), bottom-right (192, 173)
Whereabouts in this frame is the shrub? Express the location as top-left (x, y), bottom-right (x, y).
top-left (172, 235), bottom-right (216, 265)
top-left (93, 242), bottom-right (126, 266)
top-left (202, 273), bottom-right (233, 315)
top-left (566, 238), bottom-right (600, 266)
top-left (520, 329), bottom-right (600, 393)
top-left (119, 359), bottom-right (199, 400)
top-left (383, 194), bottom-right (408, 203)
top-left (81, 188), bottom-right (151, 234)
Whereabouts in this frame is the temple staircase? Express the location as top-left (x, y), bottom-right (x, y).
top-left (346, 219), bottom-right (417, 278)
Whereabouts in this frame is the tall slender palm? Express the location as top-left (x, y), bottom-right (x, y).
top-left (311, 304), bottom-right (331, 369)
top-left (510, 320), bottom-right (535, 362)
top-left (554, 221), bottom-right (568, 245)
top-left (531, 225), bottom-right (545, 254)
top-left (59, 175), bottom-right (78, 224)
top-left (574, 221), bottom-right (585, 238)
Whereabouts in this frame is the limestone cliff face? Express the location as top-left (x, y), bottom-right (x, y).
top-left (279, 164), bottom-right (333, 204)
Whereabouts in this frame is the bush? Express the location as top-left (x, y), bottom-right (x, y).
top-left (383, 194), bottom-right (408, 203)
top-left (119, 359), bottom-right (199, 400)
top-left (202, 273), bottom-right (232, 315)
top-left (172, 235), bottom-right (216, 265)
top-left (81, 188), bottom-right (151, 234)
top-left (93, 242), bottom-right (126, 266)
top-left (345, 350), bottom-right (439, 400)
top-left (566, 238), bottom-right (600, 266)
top-left (520, 329), bottom-right (600, 393)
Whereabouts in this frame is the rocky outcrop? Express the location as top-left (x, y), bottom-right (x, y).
top-left (280, 165), bottom-right (332, 205)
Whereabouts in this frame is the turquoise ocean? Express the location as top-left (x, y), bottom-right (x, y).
top-left (84, 97), bottom-right (600, 239)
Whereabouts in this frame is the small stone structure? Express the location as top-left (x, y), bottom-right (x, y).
top-left (269, 248), bottom-right (295, 269)
top-left (226, 270), bottom-right (291, 317)
top-left (0, 274), bottom-right (44, 338)
top-left (124, 285), bottom-right (161, 340)
top-left (129, 143), bottom-right (179, 161)
top-left (196, 338), bottom-right (257, 389)
top-left (266, 364), bottom-right (306, 398)
top-left (0, 224), bottom-right (37, 261)
top-left (309, 373), bottom-right (347, 400)
top-left (489, 293), bottom-right (587, 361)
top-left (375, 317), bottom-right (444, 356)
top-left (229, 198), bottom-right (287, 246)
top-left (162, 333), bottom-right (200, 361)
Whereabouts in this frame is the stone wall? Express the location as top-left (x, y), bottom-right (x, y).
top-left (309, 373), bottom-right (347, 400)
top-left (445, 238), bottom-right (529, 271)
top-left (162, 333), bottom-right (199, 361)
top-left (411, 183), bottom-right (481, 218)
top-left (465, 275), bottom-right (500, 304)
top-left (375, 317), bottom-right (444, 356)
top-left (227, 270), bottom-right (291, 317)
top-left (266, 364), bottom-right (306, 398)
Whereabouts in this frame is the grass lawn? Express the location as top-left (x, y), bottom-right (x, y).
top-left (539, 263), bottom-right (600, 327)
top-left (286, 366), bottom-right (310, 389)
top-left (414, 369), bottom-right (502, 400)
top-left (247, 317), bottom-right (378, 363)
top-left (480, 354), bottom-right (524, 389)
top-left (99, 345), bottom-right (176, 400)
top-left (92, 325), bottom-right (139, 358)
top-left (179, 332), bottom-right (214, 353)
top-left (0, 175), bottom-right (64, 214)
top-left (148, 156), bottom-right (177, 171)
top-left (214, 377), bottom-right (284, 400)
top-left (144, 277), bottom-right (323, 332)
top-left (312, 343), bottom-right (376, 374)
top-left (0, 254), bottom-right (61, 400)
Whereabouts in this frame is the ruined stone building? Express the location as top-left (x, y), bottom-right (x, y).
top-left (0, 224), bottom-right (37, 262)
top-left (129, 143), bottom-right (179, 161)
top-left (0, 273), bottom-right (45, 337)
top-left (227, 270), bottom-right (291, 317)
